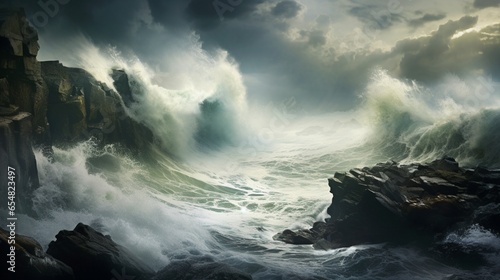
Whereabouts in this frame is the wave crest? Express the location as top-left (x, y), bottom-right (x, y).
top-left (361, 70), bottom-right (500, 167)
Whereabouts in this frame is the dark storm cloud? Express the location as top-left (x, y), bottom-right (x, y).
top-left (390, 16), bottom-right (500, 82)
top-left (22, 0), bottom-right (151, 46)
top-left (147, 0), bottom-right (189, 30)
top-left (408, 13), bottom-right (446, 28)
top-left (349, 3), bottom-right (403, 30)
top-left (20, 0), bottom-right (199, 67)
top-left (12, 1), bottom-right (500, 111)
top-left (271, 0), bottom-right (302, 19)
top-left (473, 0), bottom-right (500, 9)
top-left (480, 24), bottom-right (500, 76)
top-left (182, 0), bottom-right (264, 30)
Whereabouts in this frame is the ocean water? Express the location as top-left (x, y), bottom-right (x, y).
top-left (13, 46), bottom-right (500, 279)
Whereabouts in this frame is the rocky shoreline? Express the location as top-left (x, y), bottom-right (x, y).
top-left (1, 223), bottom-right (252, 280)
top-left (274, 157), bottom-right (500, 272)
top-left (3, 157), bottom-right (498, 279)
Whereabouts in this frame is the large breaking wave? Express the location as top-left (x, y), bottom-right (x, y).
top-left (56, 35), bottom-right (248, 157)
top-left (361, 70), bottom-right (500, 167)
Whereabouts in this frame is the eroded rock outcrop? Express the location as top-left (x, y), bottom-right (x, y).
top-left (41, 61), bottom-right (153, 149)
top-left (0, 9), bottom-right (46, 215)
top-left (0, 8), bottom-right (155, 217)
top-left (47, 223), bottom-right (154, 280)
top-left (0, 227), bottom-right (74, 280)
top-left (0, 112), bottom-right (38, 214)
top-left (1, 8), bottom-right (154, 153)
top-left (275, 157), bottom-right (500, 249)
top-left (0, 8), bottom-right (49, 144)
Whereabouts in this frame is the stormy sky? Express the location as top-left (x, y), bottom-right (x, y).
top-left (8, 0), bottom-right (500, 110)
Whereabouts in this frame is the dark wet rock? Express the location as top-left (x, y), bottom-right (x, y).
top-left (0, 78), bottom-right (11, 107)
top-left (276, 157), bottom-right (500, 249)
top-left (41, 61), bottom-right (154, 150)
top-left (4, 223), bottom-right (254, 280)
top-left (429, 157), bottom-right (460, 172)
top-left (0, 227), bottom-right (74, 280)
top-left (0, 9), bottom-right (49, 145)
top-left (152, 256), bottom-right (253, 280)
top-left (0, 112), bottom-right (39, 214)
top-left (111, 69), bottom-right (135, 107)
top-left (47, 223), bottom-right (154, 280)
top-left (431, 242), bottom-right (489, 270)
top-left (274, 229), bottom-right (316, 245)
top-left (1, 8), bottom-right (154, 153)
top-left (273, 222), bottom-right (327, 245)
top-left (473, 203), bottom-right (500, 234)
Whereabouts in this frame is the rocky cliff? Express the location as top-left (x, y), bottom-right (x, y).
top-left (41, 61), bottom-right (153, 149)
top-left (0, 8), bottom-right (155, 214)
top-left (0, 112), bottom-right (38, 215)
top-left (0, 10), bottom-right (40, 214)
top-left (0, 8), bottom-right (49, 144)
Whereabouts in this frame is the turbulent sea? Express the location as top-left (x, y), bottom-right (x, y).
top-left (16, 48), bottom-right (500, 279)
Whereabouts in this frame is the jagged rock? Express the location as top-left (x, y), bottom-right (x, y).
top-left (274, 222), bottom-right (327, 245)
top-left (152, 256), bottom-right (253, 280)
top-left (0, 9), bottom-right (49, 144)
top-left (274, 229), bottom-right (316, 245)
top-left (429, 157), bottom-right (460, 172)
top-left (0, 77), bottom-right (9, 106)
top-left (42, 61), bottom-right (92, 142)
top-left (473, 203), bottom-right (500, 234)
top-left (1, 8), bottom-right (154, 151)
top-left (47, 223), bottom-right (154, 280)
top-left (0, 104), bottom-right (18, 116)
top-left (111, 69), bottom-right (135, 107)
top-left (0, 112), bottom-right (39, 214)
top-left (41, 61), bottom-right (154, 150)
top-left (276, 157), bottom-right (500, 249)
top-left (0, 227), bottom-right (74, 280)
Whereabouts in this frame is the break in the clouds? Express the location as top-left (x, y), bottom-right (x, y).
top-left (15, 0), bottom-right (500, 110)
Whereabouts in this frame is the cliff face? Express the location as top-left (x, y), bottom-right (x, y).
top-left (1, 8), bottom-right (153, 150)
top-left (41, 61), bottom-right (153, 149)
top-left (0, 8), bottom-right (154, 215)
top-left (0, 113), bottom-right (39, 215)
top-left (0, 9), bottom-right (42, 215)
top-left (0, 8), bottom-right (49, 144)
